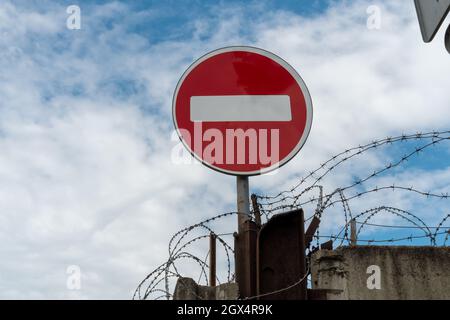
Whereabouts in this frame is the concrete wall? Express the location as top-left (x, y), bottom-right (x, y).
top-left (173, 277), bottom-right (239, 300)
top-left (311, 246), bottom-right (450, 300)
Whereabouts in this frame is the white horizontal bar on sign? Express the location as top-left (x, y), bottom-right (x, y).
top-left (190, 95), bottom-right (292, 122)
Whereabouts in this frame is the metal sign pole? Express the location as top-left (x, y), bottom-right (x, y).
top-left (236, 176), bottom-right (250, 234)
top-left (235, 175), bottom-right (257, 298)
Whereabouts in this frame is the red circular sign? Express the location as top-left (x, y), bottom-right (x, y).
top-left (173, 46), bottom-right (313, 176)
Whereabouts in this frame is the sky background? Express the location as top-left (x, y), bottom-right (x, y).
top-left (0, 0), bottom-right (449, 299)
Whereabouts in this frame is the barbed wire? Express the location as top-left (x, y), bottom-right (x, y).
top-left (134, 130), bottom-right (450, 300)
top-left (314, 231), bottom-right (450, 244)
top-left (257, 131), bottom-right (450, 203)
top-left (355, 221), bottom-right (450, 229)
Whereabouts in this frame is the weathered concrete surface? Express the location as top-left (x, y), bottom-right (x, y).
top-left (173, 277), bottom-right (239, 300)
top-left (311, 246), bottom-right (450, 300)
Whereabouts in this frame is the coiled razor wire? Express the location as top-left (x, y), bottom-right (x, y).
top-left (134, 130), bottom-right (450, 300)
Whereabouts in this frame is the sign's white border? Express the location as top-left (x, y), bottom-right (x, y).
top-left (172, 46), bottom-right (313, 176)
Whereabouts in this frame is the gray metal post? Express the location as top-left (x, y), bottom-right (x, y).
top-left (236, 176), bottom-right (250, 234)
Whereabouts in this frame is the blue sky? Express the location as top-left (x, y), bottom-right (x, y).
top-left (0, 0), bottom-right (449, 299)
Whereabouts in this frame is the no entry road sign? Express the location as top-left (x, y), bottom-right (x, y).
top-left (173, 46), bottom-right (313, 176)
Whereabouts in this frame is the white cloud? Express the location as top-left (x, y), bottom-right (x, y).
top-left (0, 0), bottom-right (449, 299)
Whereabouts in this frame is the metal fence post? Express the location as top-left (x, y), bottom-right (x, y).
top-left (251, 194), bottom-right (262, 227)
top-left (350, 219), bottom-right (357, 246)
top-left (209, 233), bottom-right (216, 287)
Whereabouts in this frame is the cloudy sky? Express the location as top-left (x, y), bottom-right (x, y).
top-left (0, 0), bottom-right (449, 299)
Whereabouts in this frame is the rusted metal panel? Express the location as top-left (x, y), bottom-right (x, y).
top-left (320, 240), bottom-right (333, 250)
top-left (257, 209), bottom-right (307, 300)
